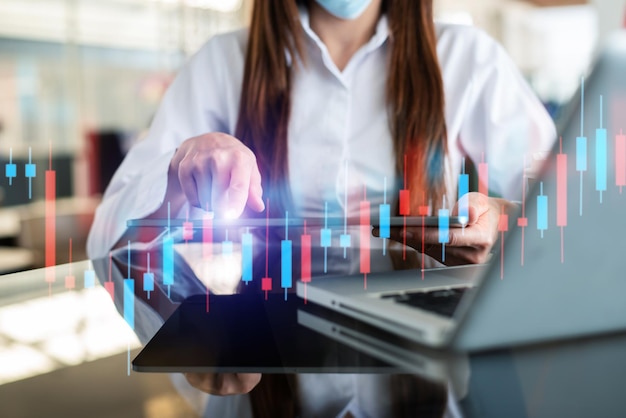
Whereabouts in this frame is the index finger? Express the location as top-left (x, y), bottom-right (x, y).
top-left (213, 162), bottom-right (254, 219)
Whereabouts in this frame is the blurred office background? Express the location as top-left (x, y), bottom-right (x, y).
top-left (0, 0), bottom-right (623, 416)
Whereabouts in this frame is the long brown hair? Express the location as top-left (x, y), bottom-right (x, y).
top-left (236, 1), bottom-right (449, 416)
top-left (235, 0), bottom-right (448, 215)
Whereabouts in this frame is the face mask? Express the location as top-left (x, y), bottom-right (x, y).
top-left (315, 0), bottom-right (373, 20)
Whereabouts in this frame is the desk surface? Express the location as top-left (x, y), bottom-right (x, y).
top-left (2, 261), bottom-right (626, 417)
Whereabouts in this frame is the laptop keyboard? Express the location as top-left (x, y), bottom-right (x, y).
top-left (381, 287), bottom-right (475, 318)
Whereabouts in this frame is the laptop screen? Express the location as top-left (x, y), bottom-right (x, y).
top-left (454, 31), bottom-right (626, 350)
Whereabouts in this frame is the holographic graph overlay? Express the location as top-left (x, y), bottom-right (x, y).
top-left (183, 211), bottom-right (193, 242)
top-left (596, 96), bottom-right (608, 203)
top-left (124, 241), bottom-right (135, 377)
top-left (242, 229), bottom-right (254, 286)
top-left (537, 182), bottom-right (549, 239)
top-left (458, 158), bottom-right (469, 223)
top-left (300, 221), bottom-right (312, 303)
top-left (478, 153), bottom-right (489, 197)
top-left (25, 146), bottom-right (36, 200)
top-left (5, 147), bottom-right (16, 185)
top-left (83, 264), bottom-right (96, 289)
top-left (202, 209), bottom-right (214, 259)
top-left (162, 202), bottom-right (174, 298)
top-left (556, 137), bottom-right (568, 264)
top-left (105, 252), bottom-right (115, 302)
top-left (438, 201), bottom-right (450, 264)
top-left (339, 162), bottom-right (352, 258)
top-left (497, 206), bottom-right (509, 280)
top-left (222, 229), bottom-right (233, 257)
top-left (261, 199), bottom-right (272, 300)
top-left (320, 202), bottom-right (332, 274)
top-left (399, 155), bottom-right (410, 260)
top-left (360, 187), bottom-right (371, 289)
top-left (124, 241), bottom-right (135, 331)
top-left (203, 208), bottom-right (214, 312)
top-left (418, 197), bottom-right (429, 280)
top-left (517, 156), bottom-right (529, 266)
top-left (143, 252), bottom-right (154, 300)
top-left (45, 145), bottom-right (56, 291)
top-left (576, 77), bottom-right (588, 216)
top-left (616, 130), bottom-right (626, 193)
top-left (281, 212), bottom-right (293, 300)
top-left (65, 238), bottom-right (75, 290)
top-left (379, 177), bottom-right (391, 256)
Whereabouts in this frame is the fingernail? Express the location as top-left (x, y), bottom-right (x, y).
top-left (402, 230), bottom-right (413, 239)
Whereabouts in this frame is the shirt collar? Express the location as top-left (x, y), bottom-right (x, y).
top-left (298, 5), bottom-right (390, 59)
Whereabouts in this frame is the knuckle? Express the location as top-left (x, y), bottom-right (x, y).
top-left (232, 148), bottom-right (254, 166)
top-left (208, 150), bottom-right (229, 169)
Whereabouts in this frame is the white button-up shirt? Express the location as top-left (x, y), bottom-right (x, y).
top-left (87, 8), bottom-right (555, 418)
top-left (87, 10), bottom-right (555, 261)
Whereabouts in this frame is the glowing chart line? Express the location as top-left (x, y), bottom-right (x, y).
top-left (617, 130), bottom-right (626, 193)
top-left (537, 182), bottom-right (548, 238)
top-left (5, 147), bottom-right (16, 185)
top-left (478, 153), bottom-right (488, 196)
top-left (242, 229), bottom-right (253, 285)
top-left (498, 206), bottom-right (509, 280)
top-left (400, 154), bottom-right (410, 260)
top-left (124, 241), bottom-right (135, 331)
top-left (45, 145), bottom-right (56, 291)
top-left (438, 204), bottom-right (449, 263)
top-left (203, 209), bottom-right (213, 312)
top-left (340, 162), bottom-right (351, 258)
top-left (65, 238), bottom-right (75, 290)
top-left (202, 209), bottom-right (213, 259)
top-left (320, 202), bottom-right (331, 273)
top-left (105, 252), bottom-right (115, 301)
top-left (83, 263), bottom-right (95, 288)
top-left (281, 212), bottom-right (293, 300)
top-left (25, 147), bottom-right (36, 199)
top-left (517, 156), bottom-right (529, 266)
top-left (301, 221), bottom-right (312, 303)
top-left (418, 198), bottom-right (429, 280)
top-left (143, 252), bottom-right (154, 299)
top-left (379, 177), bottom-right (390, 255)
top-left (596, 96), bottom-right (607, 203)
top-left (183, 211), bottom-right (193, 242)
top-left (360, 187), bottom-right (371, 289)
top-left (162, 202), bottom-right (173, 298)
top-left (222, 230), bottom-right (233, 257)
top-left (556, 137), bottom-right (568, 264)
top-left (261, 199), bottom-right (272, 300)
top-left (124, 244), bottom-right (135, 379)
top-left (458, 158), bottom-right (469, 219)
top-left (576, 77), bottom-right (587, 216)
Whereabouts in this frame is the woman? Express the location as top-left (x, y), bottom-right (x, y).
top-left (88, 0), bottom-right (555, 415)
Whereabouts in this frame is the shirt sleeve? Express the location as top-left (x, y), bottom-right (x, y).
top-left (458, 29), bottom-right (557, 201)
top-left (87, 35), bottom-right (233, 259)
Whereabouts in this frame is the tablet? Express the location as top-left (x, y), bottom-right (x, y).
top-left (126, 215), bottom-right (468, 229)
top-left (133, 294), bottom-right (401, 373)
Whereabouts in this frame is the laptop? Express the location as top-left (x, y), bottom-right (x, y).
top-left (298, 31), bottom-right (626, 352)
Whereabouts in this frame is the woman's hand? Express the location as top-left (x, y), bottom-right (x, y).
top-left (184, 372), bottom-right (262, 396)
top-left (387, 193), bottom-right (517, 266)
top-left (164, 132), bottom-right (265, 218)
